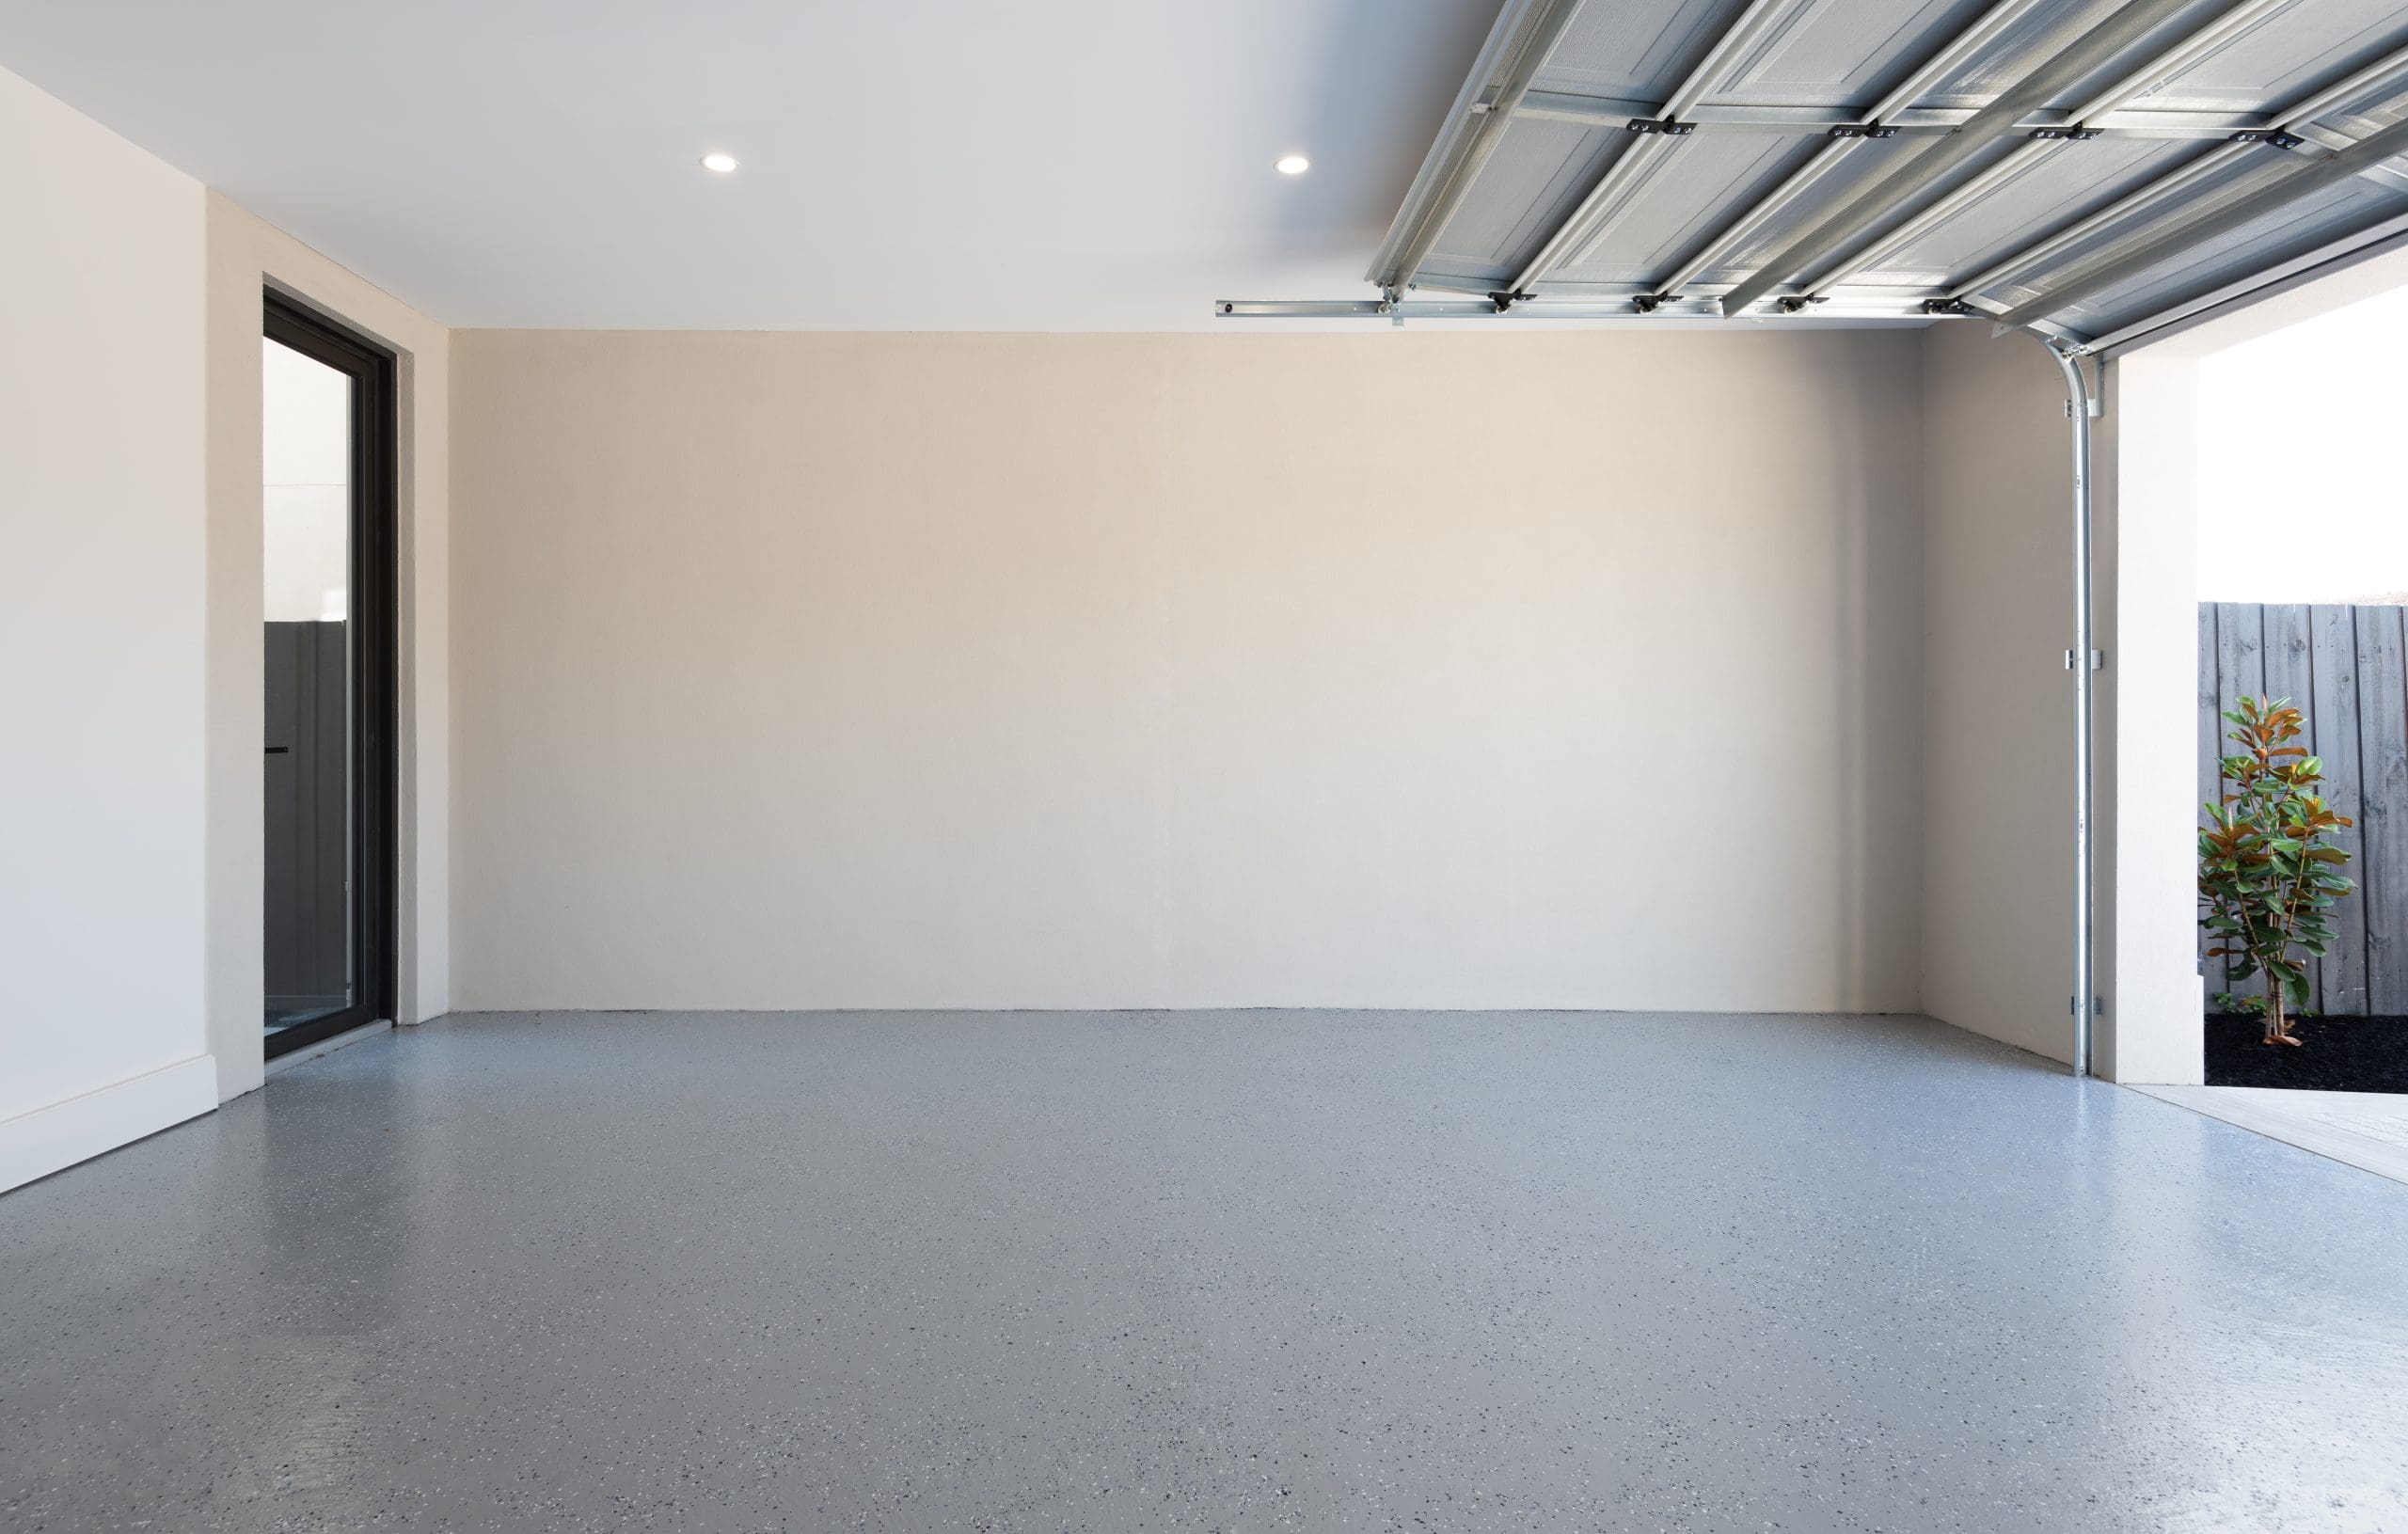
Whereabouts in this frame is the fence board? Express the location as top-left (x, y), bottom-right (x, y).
top-left (2199, 602), bottom-right (2404, 1018)
top-left (2211, 603), bottom-right (2264, 1001)
top-left (2198, 605), bottom-right (2222, 994)
top-left (2261, 605), bottom-right (2320, 1010)
top-left (2310, 605), bottom-right (2368, 1014)
top-left (2358, 606), bottom-right (2408, 1013)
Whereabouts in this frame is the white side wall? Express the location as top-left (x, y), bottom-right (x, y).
top-left (451, 329), bottom-right (1927, 1013)
top-left (2099, 347), bottom-right (2202, 1083)
top-left (0, 61), bottom-right (451, 1188)
top-left (0, 64), bottom-right (214, 1186)
top-left (1918, 322), bottom-right (2081, 1067)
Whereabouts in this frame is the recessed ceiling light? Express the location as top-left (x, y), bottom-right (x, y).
top-left (700, 151), bottom-right (739, 174)
top-left (1275, 153), bottom-right (1310, 176)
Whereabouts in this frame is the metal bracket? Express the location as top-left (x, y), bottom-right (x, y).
top-left (2229, 128), bottom-right (2305, 149)
top-left (2030, 124), bottom-right (2104, 141)
top-left (1774, 294), bottom-right (1830, 314)
top-left (1631, 293), bottom-right (1667, 314)
top-left (1828, 123), bottom-right (1900, 139)
top-left (1624, 118), bottom-right (1697, 136)
top-left (1922, 297), bottom-right (1975, 316)
top-left (1487, 290), bottom-right (1530, 314)
top-left (2066, 648), bottom-right (2104, 671)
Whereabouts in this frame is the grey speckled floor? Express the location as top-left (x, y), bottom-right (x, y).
top-left (7, 1011), bottom-right (2408, 1533)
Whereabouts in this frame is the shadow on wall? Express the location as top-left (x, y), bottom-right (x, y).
top-left (1292, 0), bottom-right (1501, 254)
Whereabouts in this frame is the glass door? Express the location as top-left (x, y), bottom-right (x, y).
top-left (261, 293), bottom-right (396, 1057)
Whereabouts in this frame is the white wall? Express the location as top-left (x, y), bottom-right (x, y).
top-left (0, 62), bottom-right (452, 1188)
top-left (1918, 322), bottom-right (2082, 1067)
top-left (451, 329), bottom-right (1926, 1013)
top-left (2194, 283), bottom-right (2408, 603)
top-left (0, 64), bottom-right (215, 1187)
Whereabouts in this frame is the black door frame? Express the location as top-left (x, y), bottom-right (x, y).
top-left (262, 290), bottom-right (399, 1059)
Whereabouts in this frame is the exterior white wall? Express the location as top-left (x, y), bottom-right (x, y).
top-left (451, 329), bottom-right (1927, 1013)
top-left (0, 64), bottom-right (214, 1187)
top-left (2098, 347), bottom-right (2201, 1083)
top-left (1918, 322), bottom-right (2082, 1067)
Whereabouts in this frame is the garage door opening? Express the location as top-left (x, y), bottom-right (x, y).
top-left (2114, 246), bottom-right (2408, 1180)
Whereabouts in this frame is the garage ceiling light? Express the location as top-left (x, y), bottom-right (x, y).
top-left (1275, 154), bottom-right (1310, 175)
top-left (699, 151), bottom-right (739, 175)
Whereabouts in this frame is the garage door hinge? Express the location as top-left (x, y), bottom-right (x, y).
top-left (2066, 648), bottom-right (2104, 671)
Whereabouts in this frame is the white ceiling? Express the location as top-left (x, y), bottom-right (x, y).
top-left (0, 0), bottom-right (1500, 329)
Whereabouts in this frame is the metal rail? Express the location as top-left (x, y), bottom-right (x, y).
top-left (2043, 340), bottom-right (2099, 1080)
top-left (1953, 40), bottom-right (2408, 305)
top-left (1715, 0), bottom-right (2217, 317)
top-left (1994, 114), bottom-right (2408, 330)
top-left (2082, 214), bottom-right (2408, 356)
top-left (1799, 0), bottom-right (2292, 301)
top-left (1212, 296), bottom-right (1967, 322)
top-left (1367, 0), bottom-right (1586, 297)
top-left (1518, 98), bottom-right (2273, 139)
top-left (1643, 0), bottom-right (2051, 300)
top-left (1505, 0), bottom-right (1810, 296)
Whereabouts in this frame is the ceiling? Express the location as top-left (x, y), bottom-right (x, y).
top-left (10, 2), bottom-right (2402, 343)
top-left (0, 0), bottom-right (1499, 330)
top-left (1227, 0), bottom-right (2408, 351)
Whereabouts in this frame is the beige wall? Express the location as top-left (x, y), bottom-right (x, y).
top-left (205, 194), bottom-right (452, 1099)
top-left (1919, 322), bottom-right (2081, 1066)
top-left (452, 330), bottom-right (1925, 1012)
top-left (0, 63), bottom-right (214, 1187)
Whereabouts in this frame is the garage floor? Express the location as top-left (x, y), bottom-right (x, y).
top-left (7, 1009), bottom-right (2405, 1532)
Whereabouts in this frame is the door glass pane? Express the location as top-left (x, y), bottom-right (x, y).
top-left (262, 338), bottom-right (354, 1036)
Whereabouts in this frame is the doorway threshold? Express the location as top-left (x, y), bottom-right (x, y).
top-left (2131, 1083), bottom-right (2408, 1186)
top-left (265, 1018), bottom-right (391, 1078)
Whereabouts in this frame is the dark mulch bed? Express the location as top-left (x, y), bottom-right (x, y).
top-left (2205, 1012), bottom-right (2408, 1092)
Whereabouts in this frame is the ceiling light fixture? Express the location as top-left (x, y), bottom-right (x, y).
top-left (700, 151), bottom-right (739, 174)
top-left (1275, 154), bottom-right (1310, 175)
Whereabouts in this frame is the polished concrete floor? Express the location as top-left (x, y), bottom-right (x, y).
top-left (7, 1010), bottom-right (2407, 1532)
top-left (2139, 1082), bottom-right (2408, 1187)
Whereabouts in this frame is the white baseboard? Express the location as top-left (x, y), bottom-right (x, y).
top-left (0, 1055), bottom-right (218, 1194)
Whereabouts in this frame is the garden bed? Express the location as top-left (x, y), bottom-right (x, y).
top-left (2205, 1012), bottom-right (2408, 1092)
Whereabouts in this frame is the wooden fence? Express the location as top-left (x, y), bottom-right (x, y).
top-left (2199, 602), bottom-right (2408, 1016)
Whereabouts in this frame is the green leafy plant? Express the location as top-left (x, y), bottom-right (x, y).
top-left (2198, 696), bottom-right (2355, 1046)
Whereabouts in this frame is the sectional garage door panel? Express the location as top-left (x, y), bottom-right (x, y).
top-left (1326, 0), bottom-right (2408, 346)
